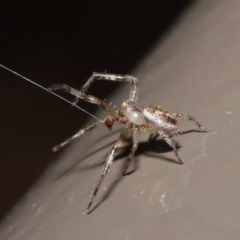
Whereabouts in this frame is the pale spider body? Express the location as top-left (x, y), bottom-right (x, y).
top-left (121, 101), bottom-right (177, 134)
top-left (143, 105), bottom-right (178, 133)
top-left (49, 72), bottom-right (207, 213)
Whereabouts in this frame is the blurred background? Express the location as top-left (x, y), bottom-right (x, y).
top-left (0, 0), bottom-right (195, 222)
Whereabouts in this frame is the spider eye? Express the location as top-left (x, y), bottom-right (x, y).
top-left (121, 101), bottom-right (146, 125)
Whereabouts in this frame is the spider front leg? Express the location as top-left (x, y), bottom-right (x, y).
top-left (49, 84), bottom-right (105, 107)
top-left (74, 72), bottom-right (139, 104)
top-left (158, 131), bottom-right (183, 164)
top-left (123, 129), bottom-right (140, 175)
top-left (53, 123), bottom-right (99, 152)
top-left (173, 113), bottom-right (208, 132)
top-left (48, 84), bottom-right (115, 117)
top-left (86, 129), bottom-right (128, 213)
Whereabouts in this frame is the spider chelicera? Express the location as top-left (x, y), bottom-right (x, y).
top-left (49, 73), bottom-right (208, 213)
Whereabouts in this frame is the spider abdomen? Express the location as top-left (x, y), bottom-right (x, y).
top-left (143, 105), bottom-right (177, 132)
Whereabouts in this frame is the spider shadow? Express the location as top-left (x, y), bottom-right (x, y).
top-left (54, 129), bottom-right (201, 181)
top-left (53, 129), bottom-right (203, 212)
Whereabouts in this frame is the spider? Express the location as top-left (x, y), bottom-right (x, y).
top-left (49, 73), bottom-right (208, 213)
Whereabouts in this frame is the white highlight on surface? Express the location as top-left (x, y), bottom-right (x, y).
top-left (159, 192), bottom-right (168, 212)
top-left (31, 203), bottom-right (37, 209)
top-left (226, 111), bottom-right (233, 124)
top-left (159, 192), bottom-right (183, 213)
top-left (36, 204), bottom-right (46, 215)
top-left (192, 131), bottom-right (217, 162)
top-left (67, 192), bottom-right (76, 201)
top-left (140, 189), bottom-right (145, 195)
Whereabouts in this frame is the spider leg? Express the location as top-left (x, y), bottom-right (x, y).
top-left (86, 129), bottom-right (128, 212)
top-left (148, 133), bottom-right (159, 142)
top-left (53, 123), bottom-right (99, 152)
top-left (74, 72), bottom-right (139, 104)
top-left (123, 129), bottom-right (139, 175)
top-left (173, 113), bottom-right (208, 132)
top-left (49, 84), bottom-right (115, 116)
top-left (158, 131), bottom-right (183, 164)
top-left (49, 84), bottom-right (104, 106)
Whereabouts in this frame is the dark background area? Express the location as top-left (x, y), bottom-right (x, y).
top-left (0, 0), bottom-right (194, 222)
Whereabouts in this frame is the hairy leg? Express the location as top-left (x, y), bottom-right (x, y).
top-left (49, 84), bottom-right (115, 116)
top-left (53, 123), bottom-right (99, 152)
top-left (75, 73), bottom-right (139, 103)
top-left (158, 131), bottom-right (183, 164)
top-left (86, 128), bottom-right (128, 212)
top-left (173, 113), bottom-right (208, 132)
top-left (123, 129), bottom-right (139, 175)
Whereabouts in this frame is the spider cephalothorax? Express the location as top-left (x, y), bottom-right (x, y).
top-left (49, 73), bottom-right (207, 213)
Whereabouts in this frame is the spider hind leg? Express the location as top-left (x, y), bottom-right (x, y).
top-left (159, 131), bottom-right (184, 164)
top-left (173, 113), bottom-right (208, 132)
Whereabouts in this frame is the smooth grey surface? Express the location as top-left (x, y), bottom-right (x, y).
top-left (1, 0), bottom-right (240, 239)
